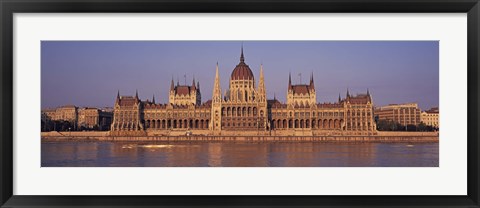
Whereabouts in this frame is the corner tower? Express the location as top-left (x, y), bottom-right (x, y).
top-left (211, 62), bottom-right (222, 133)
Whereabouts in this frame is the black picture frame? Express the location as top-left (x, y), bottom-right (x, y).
top-left (1, 0), bottom-right (479, 207)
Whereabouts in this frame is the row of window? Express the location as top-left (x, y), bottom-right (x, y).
top-left (272, 111), bottom-right (349, 117)
top-left (144, 112), bottom-right (209, 119)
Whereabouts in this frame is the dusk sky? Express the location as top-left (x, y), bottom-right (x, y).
top-left (41, 41), bottom-right (438, 110)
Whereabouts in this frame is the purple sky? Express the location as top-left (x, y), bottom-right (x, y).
top-left (41, 41), bottom-right (439, 110)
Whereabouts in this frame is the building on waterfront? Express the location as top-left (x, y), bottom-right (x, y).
top-left (169, 77), bottom-right (201, 106)
top-left (374, 103), bottom-right (421, 127)
top-left (110, 91), bottom-right (145, 135)
top-left (42, 105), bottom-right (113, 131)
top-left (54, 105), bottom-right (78, 124)
top-left (40, 105), bottom-right (79, 131)
top-left (78, 107), bottom-right (113, 130)
top-left (420, 107), bottom-right (439, 128)
top-left (110, 47), bottom-right (377, 136)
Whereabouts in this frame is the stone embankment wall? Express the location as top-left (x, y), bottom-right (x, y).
top-left (376, 131), bottom-right (438, 136)
top-left (42, 131), bottom-right (439, 143)
top-left (41, 131), bottom-right (109, 137)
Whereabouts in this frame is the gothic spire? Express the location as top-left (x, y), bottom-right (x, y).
top-left (338, 93), bottom-right (341, 102)
top-left (310, 71), bottom-right (315, 89)
top-left (135, 89), bottom-right (139, 99)
top-left (170, 76), bottom-right (174, 91)
top-left (258, 64), bottom-right (266, 100)
top-left (346, 88), bottom-right (350, 98)
top-left (192, 76), bottom-right (196, 91)
top-left (240, 43), bottom-right (245, 63)
top-left (288, 72), bottom-right (292, 89)
top-left (212, 62), bottom-right (222, 102)
top-left (152, 94), bottom-right (155, 104)
top-left (367, 88), bottom-right (372, 102)
top-left (116, 90), bottom-right (120, 103)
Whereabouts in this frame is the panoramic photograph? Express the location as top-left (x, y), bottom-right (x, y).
top-left (41, 41), bottom-right (439, 167)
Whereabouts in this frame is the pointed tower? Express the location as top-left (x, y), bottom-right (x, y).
top-left (287, 72), bottom-right (294, 106)
top-left (192, 76), bottom-right (196, 91)
top-left (309, 72), bottom-right (316, 105)
top-left (338, 93), bottom-right (341, 103)
top-left (240, 43), bottom-right (245, 63)
top-left (211, 62), bottom-right (222, 133)
top-left (367, 88), bottom-right (372, 103)
top-left (310, 72), bottom-right (315, 89)
top-left (257, 63), bottom-right (268, 131)
top-left (116, 90), bottom-right (120, 103)
top-left (152, 94), bottom-right (155, 104)
top-left (169, 77), bottom-right (175, 105)
top-left (196, 81), bottom-right (202, 106)
top-left (288, 72), bottom-right (292, 90)
top-left (258, 64), bottom-right (267, 103)
top-left (345, 88), bottom-right (351, 104)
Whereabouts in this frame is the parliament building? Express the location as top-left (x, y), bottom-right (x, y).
top-left (110, 47), bottom-right (377, 136)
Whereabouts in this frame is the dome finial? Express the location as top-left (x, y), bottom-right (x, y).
top-left (240, 42), bottom-right (245, 63)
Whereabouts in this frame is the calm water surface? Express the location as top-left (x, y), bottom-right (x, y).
top-left (41, 141), bottom-right (438, 167)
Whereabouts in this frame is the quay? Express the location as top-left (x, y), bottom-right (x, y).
top-left (41, 131), bottom-right (438, 143)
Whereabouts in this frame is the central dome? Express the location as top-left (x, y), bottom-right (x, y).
top-left (231, 47), bottom-right (254, 81)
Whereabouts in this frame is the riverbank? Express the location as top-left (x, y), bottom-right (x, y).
top-left (41, 131), bottom-right (438, 143)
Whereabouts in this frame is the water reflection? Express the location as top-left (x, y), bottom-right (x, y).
top-left (41, 141), bottom-right (439, 167)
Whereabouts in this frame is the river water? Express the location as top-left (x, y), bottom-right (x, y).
top-left (41, 141), bottom-right (438, 167)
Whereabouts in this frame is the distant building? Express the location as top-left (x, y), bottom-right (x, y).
top-left (99, 109), bottom-right (113, 130)
top-left (78, 107), bottom-right (113, 130)
top-left (110, 47), bottom-right (377, 136)
top-left (421, 107), bottom-right (439, 128)
top-left (40, 105), bottom-right (78, 131)
top-left (375, 103), bottom-right (421, 126)
top-left (54, 105), bottom-right (78, 123)
top-left (42, 109), bottom-right (56, 120)
top-left (42, 105), bottom-right (112, 131)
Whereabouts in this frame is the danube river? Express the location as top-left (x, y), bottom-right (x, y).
top-left (41, 141), bottom-right (438, 167)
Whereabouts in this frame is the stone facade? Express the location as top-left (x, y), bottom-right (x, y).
top-left (42, 105), bottom-right (112, 131)
top-left (169, 77), bottom-right (201, 106)
top-left (110, 47), bottom-right (377, 136)
top-left (420, 107), bottom-right (439, 128)
top-left (110, 91), bottom-right (145, 135)
top-left (78, 107), bottom-right (113, 130)
top-left (54, 105), bottom-right (78, 123)
top-left (375, 103), bottom-right (421, 126)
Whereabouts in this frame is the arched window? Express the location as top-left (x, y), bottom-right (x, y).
top-left (237, 90), bottom-right (241, 101)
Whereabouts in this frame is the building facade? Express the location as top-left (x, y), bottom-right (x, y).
top-left (374, 103), bottom-right (421, 126)
top-left (78, 107), bottom-right (113, 130)
top-left (42, 105), bottom-right (112, 131)
top-left (420, 107), bottom-right (439, 128)
top-left (110, 48), bottom-right (377, 136)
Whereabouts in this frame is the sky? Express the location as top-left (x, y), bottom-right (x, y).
top-left (41, 41), bottom-right (439, 110)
